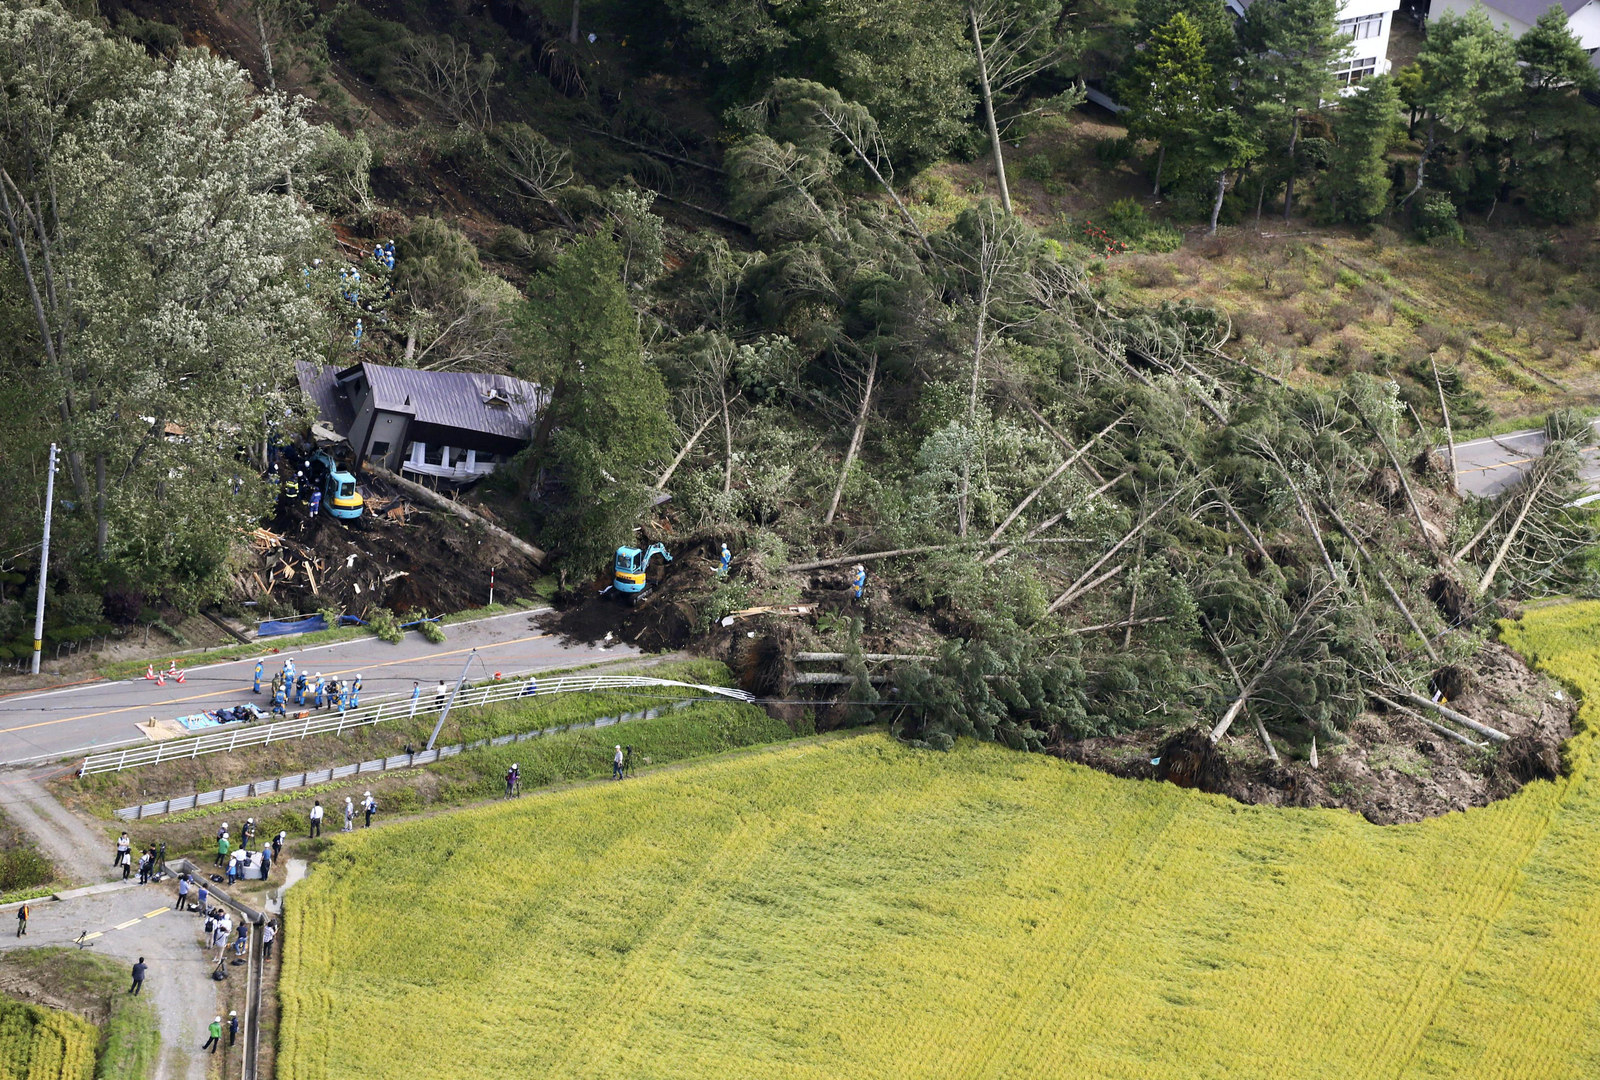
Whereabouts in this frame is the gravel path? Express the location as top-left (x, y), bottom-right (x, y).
top-left (1, 882), bottom-right (225, 1080)
top-left (0, 771), bottom-right (114, 886)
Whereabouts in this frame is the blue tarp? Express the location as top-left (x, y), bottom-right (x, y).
top-left (256, 615), bottom-right (328, 637)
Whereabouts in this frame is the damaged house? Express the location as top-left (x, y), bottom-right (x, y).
top-left (297, 361), bottom-right (545, 483)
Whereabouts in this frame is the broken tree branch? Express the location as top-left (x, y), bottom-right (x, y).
top-left (368, 464), bottom-right (546, 567)
top-left (1454, 498), bottom-right (1510, 562)
top-left (825, 353), bottom-right (877, 526)
top-left (1067, 615), bottom-right (1170, 635)
top-left (1045, 490), bottom-right (1180, 615)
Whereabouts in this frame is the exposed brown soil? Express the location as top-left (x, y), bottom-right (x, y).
top-left (1060, 641), bottom-right (1573, 825)
top-left (248, 473), bottom-right (539, 618)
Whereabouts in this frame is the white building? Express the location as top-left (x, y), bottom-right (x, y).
top-left (1427, 0), bottom-right (1600, 53)
top-left (1226, 0), bottom-right (1403, 85)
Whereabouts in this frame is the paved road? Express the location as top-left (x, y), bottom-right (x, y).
top-left (1, 883), bottom-right (223, 1080)
top-left (0, 610), bottom-right (635, 766)
top-left (1452, 427), bottom-right (1600, 498)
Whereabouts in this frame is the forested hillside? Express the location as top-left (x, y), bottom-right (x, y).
top-left (3, 0), bottom-right (1598, 818)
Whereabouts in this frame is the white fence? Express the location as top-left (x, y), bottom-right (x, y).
top-left (80, 673), bottom-right (754, 776)
top-left (113, 700), bottom-right (693, 820)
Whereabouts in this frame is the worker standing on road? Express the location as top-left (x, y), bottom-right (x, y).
top-left (284, 657), bottom-right (296, 683)
top-left (272, 683), bottom-right (286, 717)
top-left (719, 543), bottom-right (732, 577)
top-left (349, 681), bottom-right (360, 710)
top-left (313, 675), bottom-right (326, 710)
top-left (175, 875), bottom-right (189, 910)
top-left (352, 673), bottom-right (363, 696)
top-left (309, 800), bottom-right (323, 838)
top-left (435, 680), bottom-right (447, 710)
top-left (253, 661), bottom-right (263, 695)
top-left (129, 957), bottom-right (146, 995)
top-left (15, 904), bottom-right (26, 937)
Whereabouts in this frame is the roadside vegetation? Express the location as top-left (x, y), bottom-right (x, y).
top-left (0, 949), bottom-right (160, 1080)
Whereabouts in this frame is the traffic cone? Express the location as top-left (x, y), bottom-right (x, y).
top-left (167, 659), bottom-right (178, 677)
top-left (145, 664), bottom-right (155, 681)
top-left (155, 671), bottom-right (165, 687)
top-left (174, 669), bottom-right (186, 684)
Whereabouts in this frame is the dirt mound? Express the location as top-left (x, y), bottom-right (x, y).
top-left (1064, 641), bottom-right (1574, 825)
top-left (246, 476), bottom-right (539, 617)
top-left (540, 542), bottom-right (721, 653)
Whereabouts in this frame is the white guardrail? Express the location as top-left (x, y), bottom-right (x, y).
top-left (79, 674), bottom-right (755, 776)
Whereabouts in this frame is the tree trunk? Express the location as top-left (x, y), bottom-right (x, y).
top-left (825, 354), bottom-right (877, 526)
top-left (656, 410), bottom-right (718, 491)
top-left (1400, 115), bottom-right (1436, 206)
top-left (720, 380), bottom-right (734, 495)
top-left (1395, 690), bottom-right (1509, 742)
top-left (969, 4), bottom-right (1011, 214)
top-left (1153, 145), bottom-right (1166, 199)
top-left (1282, 113), bottom-right (1300, 221)
top-left (569, 0), bottom-right (581, 43)
top-left (256, 9), bottom-right (276, 90)
top-left (1210, 693), bottom-right (1250, 743)
top-left (1431, 356), bottom-right (1457, 482)
top-left (1208, 171), bottom-right (1228, 235)
top-left (959, 292), bottom-right (989, 538)
top-left (1478, 465), bottom-right (1551, 594)
top-left (1454, 499), bottom-right (1510, 561)
top-left (1253, 711), bottom-right (1280, 763)
top-left (1046, 490), bottom-right (1179, 615)
top-left (988, 414), bottom-right (1121, 542)
top-left (94, 452), bottom-right (107, 561)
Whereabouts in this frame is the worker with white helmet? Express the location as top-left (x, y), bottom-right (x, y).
top-left (613, 745), bottom-right (625, 781)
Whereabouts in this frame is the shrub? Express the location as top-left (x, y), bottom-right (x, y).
top-left (414, 610), bottom-right (447, 643)
top-left (305, 126), bottom-right (373, 214)
top-left (366, 607), bottom-right (403, 644)
top-left (1094, 136), bottom-right (1133, 164)
top-left (1018, 154), bottom-right (1055, 182)
top-left (1413, 193), bottom-right (1462, 244)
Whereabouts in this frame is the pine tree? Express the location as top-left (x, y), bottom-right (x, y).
top-left (514, 236), bottom-right (673, 573)
top-left (1118, 12), bottom-right (1215, 198)
top-left (1511, 9), bottom-right (1600, 222)
top-left (1237, 0), bottom-right (1349, 219)
top-left (1320, 74), bottom-right (1400, 224)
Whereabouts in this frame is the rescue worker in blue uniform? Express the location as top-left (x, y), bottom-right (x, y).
top-left (252, 661), bottom-right (263, 696)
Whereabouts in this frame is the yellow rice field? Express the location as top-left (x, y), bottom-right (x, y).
top-left (278, 603), bottom-right (1600, 1080)
top-left (0, 999), bottom-right (97, 1080)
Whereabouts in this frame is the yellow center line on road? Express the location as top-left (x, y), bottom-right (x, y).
top-left (0, 632), bottom-right (552, 736)
top-left (142, 908), bottom-right (167, 919)
top-left (112, 918), bottom-right (140, 930)
top-left (80, 931), bottom-right (102, 940)
top-left (1457, 456), bottom-right (1537, 475)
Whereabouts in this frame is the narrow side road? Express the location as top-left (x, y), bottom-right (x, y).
top-left (0, 772), bottom-right (116, 885)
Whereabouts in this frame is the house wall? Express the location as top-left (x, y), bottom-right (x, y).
top-left (1224, 0), bottom-right (1401, 83)
top-left (1431, 0), bottom-right (1600, 53)
top-left (346, 390), bottom-right (376, 465)
top-left (363, 411), bottom-right (411, 471)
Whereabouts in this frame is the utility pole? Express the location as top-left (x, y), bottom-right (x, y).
top-left (30, 444), bottom-right (56, 676)
top-left (425, 649), bottom-right (477, 751)
top-left (489, 566), bottom-right (495, 607)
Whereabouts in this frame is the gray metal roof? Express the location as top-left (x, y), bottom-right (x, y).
top-left (296, 361), bottom-right (354, 434)
top-left (1472, 0), bottom-right (1591, 26)
top-left (337, 362), bottom-right (545, 442)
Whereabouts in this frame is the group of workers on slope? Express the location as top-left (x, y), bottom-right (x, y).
top-left (256, 658), bottom-right (361, 717)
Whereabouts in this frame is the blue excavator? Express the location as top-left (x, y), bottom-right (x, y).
top-left (613, 543), bottom-right (671, 605)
